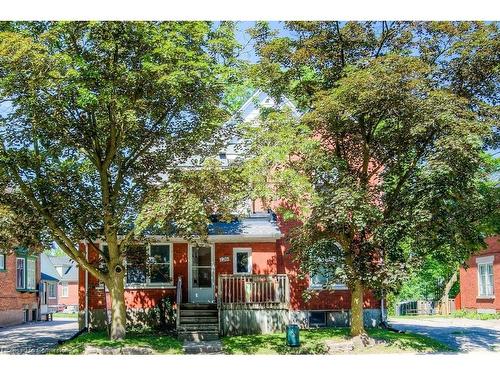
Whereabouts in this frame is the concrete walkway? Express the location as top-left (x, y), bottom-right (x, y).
top-left (0, 318), bottom-right (78, 354)
top-left (389, 317), bottom-right (500, 352)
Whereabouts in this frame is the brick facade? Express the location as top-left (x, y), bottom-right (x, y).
top-left (0, 253), bottom-right (40, 327)
top-left (78, 236), bottom-right (380, 330)
top-left (459, 236), bottom-right (500, 313)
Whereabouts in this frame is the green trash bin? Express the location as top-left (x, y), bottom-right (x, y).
top-left (286, 324), bottom-right (300, 347)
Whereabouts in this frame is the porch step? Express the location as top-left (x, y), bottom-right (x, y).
top-left (180, 309), bottom-right (218, 317)
top-left (180, 316), bottom-right (218, 324)
top-left (178, 323), bottom-right (219, 331)
top-left (179, 332), bottom-right (220, 342)
top-left (180, 303), bottom-right (217, 310)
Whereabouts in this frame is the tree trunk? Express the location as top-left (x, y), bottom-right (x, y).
top-left (350, 278), bottom-right (366, 337)
top-left (108, 268), bottom-right (127, 340)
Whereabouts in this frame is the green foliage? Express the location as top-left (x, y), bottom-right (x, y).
top-left (396, 256), bottom-right (459, 301)
top-left (135, 158), bottom-right (251, 241)
top-left (0, 21), bottom-right (239, 272)
top-left (451, 310), bottom-right (500, 320)
top-left (244, 22), bottom-right (500, 323)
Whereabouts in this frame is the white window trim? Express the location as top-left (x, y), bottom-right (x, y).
top-left (61, 282), bottom-right (69, 297)
top-left (233, 248), bottom-right (252, 275)
top-left (16, 257), bottom-right (26, 289)
top-left (309, 279), bottom-right (349, 291)
top-left (476, 255), bottom-right (494, 264)
top-left (477, 259), bottom-right (495, 299)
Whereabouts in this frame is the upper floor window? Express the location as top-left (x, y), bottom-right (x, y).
top-left (61, 282), bottom-right (69, 297)
top-left (48, 283), bottom-right (57, 298)
top-left (0, 254), bottom-right (5, 271)
top-left (16, 257), bottom-right (25, 289)
top-left (26, 258), bottom-right (36, 290)
top-left (477, 256), bottom-right (494, 298)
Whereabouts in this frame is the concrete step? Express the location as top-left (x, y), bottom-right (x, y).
top-left (180, 310), bottom-right (218, 317)
top-left (183, 340), bottom-right (223, 354)
top-left (178, 323), bottom-right (219, 332)
top-left (179, 332), bottom-right (220, 342)
top-left (180, 316), bottom-right (218, 324)
top-left (180, 303), bottom-right (217, 310)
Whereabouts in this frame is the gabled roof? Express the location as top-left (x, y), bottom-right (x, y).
top-left (40, 253), bottom-right (60, 282)
top-left (48, 255), bottom-right (79, 282)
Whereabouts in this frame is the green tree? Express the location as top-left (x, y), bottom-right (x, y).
top-left (244, 21), bottom-right (499, 337)
top-left (0, 21), bottom-right (239, 339)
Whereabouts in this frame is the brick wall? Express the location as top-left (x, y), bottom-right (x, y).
top-left (58, 281), bottom-right (79, 307)
top-left (459, 236), bottom-right (500, 312)
top-left (0, 253), bottom-right (40, 327)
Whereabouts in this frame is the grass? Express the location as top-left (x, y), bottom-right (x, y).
top-left (221, 327), bottom-right (454, 355)
top-left (50, 330), bottom-right (183, 354)
top-left (389, 311), bottom-right (500, 320)
top-left (450, 310), bottom-right (500, 320)
top-left (53, 312), bottom-right (78, 319)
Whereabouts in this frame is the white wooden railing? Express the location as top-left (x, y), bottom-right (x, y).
top-left (217, 274), bottom-right (289, 309)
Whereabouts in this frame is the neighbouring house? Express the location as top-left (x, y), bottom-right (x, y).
top-left (40, 253), bottom-right (60, 316)
top-left (78, 91), bottom-right (382, 337)
top-left (49, 256), bottom-right (79, 312)
top-left (0, 249), bottom-right (40, 327)
top-left (458, 236), bottom-right (499, 313)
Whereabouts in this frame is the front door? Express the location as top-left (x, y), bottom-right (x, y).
top-left (188, 244), bottom-right (215, 303)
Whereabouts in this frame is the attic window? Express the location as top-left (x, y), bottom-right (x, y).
top-left (219, 153), bottom-right (227, 160)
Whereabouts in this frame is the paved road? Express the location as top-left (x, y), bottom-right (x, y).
top-left (389, 317), bottom-right (500, 352)
top-left (0, 318), bottom-right (78, 354)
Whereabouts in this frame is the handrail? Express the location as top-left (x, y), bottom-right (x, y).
top-left (176, 276), bottom-right (182, 330)
top-left (218, 274), bottom-right (289, 308)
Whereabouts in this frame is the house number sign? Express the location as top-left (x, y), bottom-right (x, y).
top-left (219, 256), bottom-right (230, 263)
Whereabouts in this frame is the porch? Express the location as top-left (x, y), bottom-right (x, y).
top-left (176, 274), bottom-right (290, 338)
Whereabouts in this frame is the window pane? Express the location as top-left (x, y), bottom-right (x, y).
top-left (236, 252), bottom-right (249, 273)
top-left (127, 266), bottom-right (147, 284)
top-left (192, 246), bottom-right (211, 267)
top-left (27, 259), bottom-right (36, 290)
top-left (309, 311), bottom-right (326, 326)
top-left (16, 258), bottom-right (25, 289)
top-left (126, 244), bottom-right (148, 284)
top-left (150, 263), bottom-right (170, 283)
top-left (151, 244), bottom-right (170, 263)
top-left (0, 254), bottom-right (4, 270)
top-left (193, 267), bottom-right (211, 288)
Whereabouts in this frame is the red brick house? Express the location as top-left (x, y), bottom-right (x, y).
top-left (78, 91), bottom-right (382, 337)
top-left (459, 236), bottom-right (499, 313)
top-left (49, 256), bottom-right (79, 312)
top-left (0, 249), bottom-right (41, 327)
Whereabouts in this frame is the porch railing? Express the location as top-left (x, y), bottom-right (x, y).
top-left (218, 274), bottom-right (289, 309)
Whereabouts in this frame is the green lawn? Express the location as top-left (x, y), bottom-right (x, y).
top-left (53, 312), bottom-right (78, 319)
top-left (221, 328), bottom-right (454, 354)
top-left (50, 330), bottom-right (183, 354)
top-left (389, 311), bottom-right (500, 320)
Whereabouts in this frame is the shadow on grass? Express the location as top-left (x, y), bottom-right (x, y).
top-left (222, 327), bottom-right (454, 355)
top-left (51, 330), bottom-right (183, 354)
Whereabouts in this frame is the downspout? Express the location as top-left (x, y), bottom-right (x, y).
top-left (84, 240), bottom-right (89, 331)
